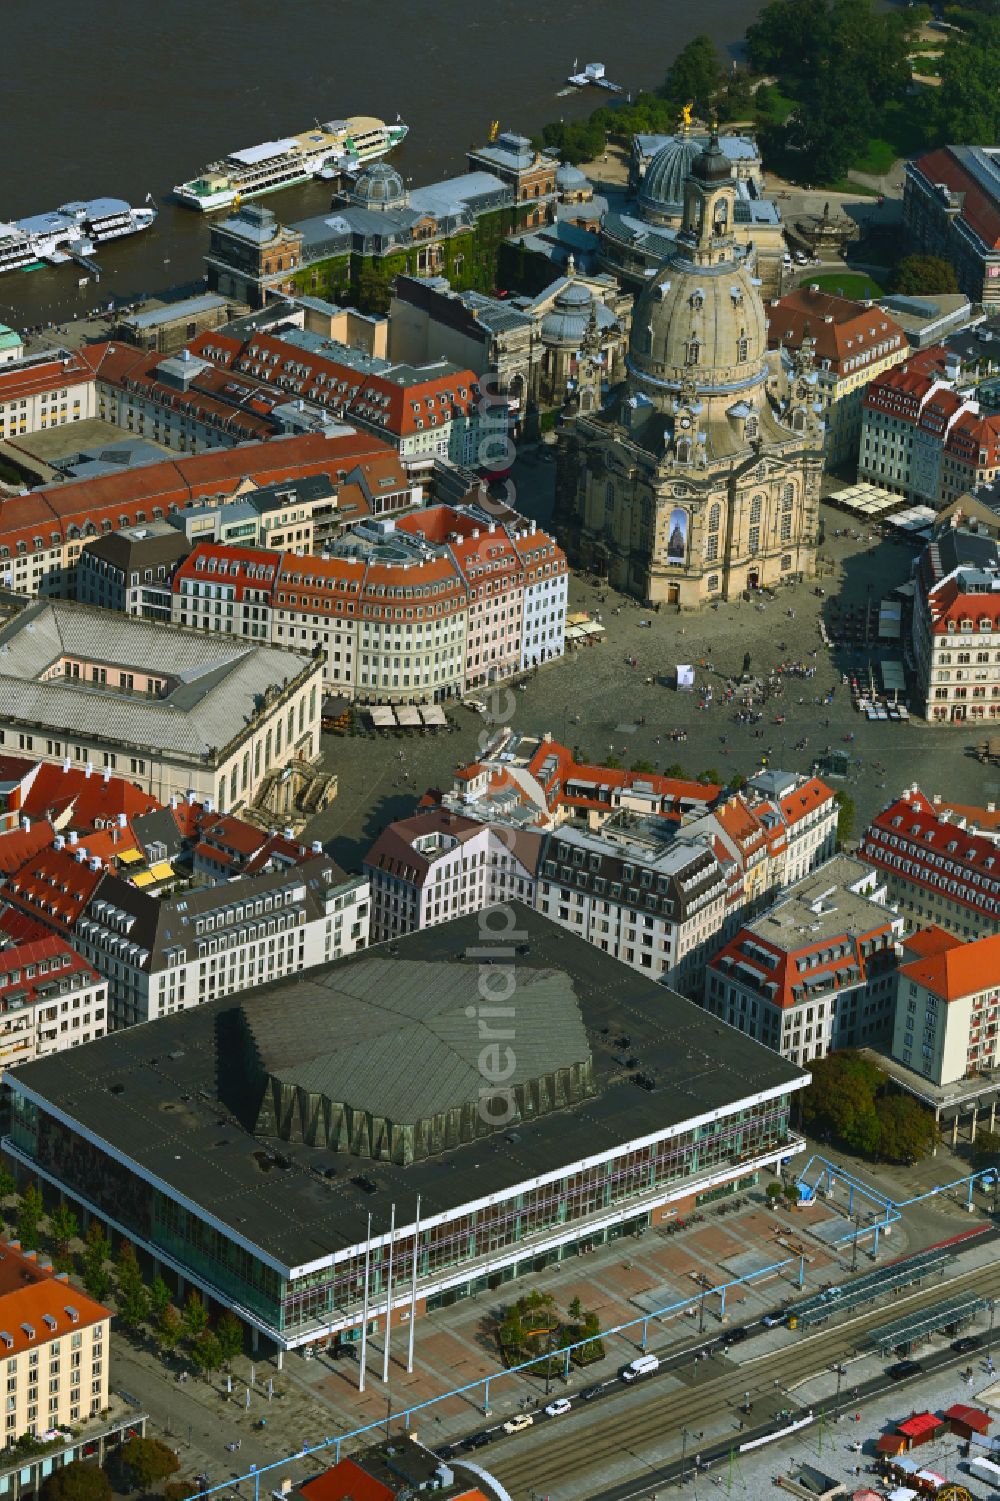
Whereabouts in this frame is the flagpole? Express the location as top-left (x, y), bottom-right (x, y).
top-left (382, 1202), bottom-right (396, 1384)
top-left (359, 1211), bottom-right (371, 1394)
top-left (406, 1195), bottom-right (421, 1374)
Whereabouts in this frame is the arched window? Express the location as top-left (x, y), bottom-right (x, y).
top-left (708, 503), bottom-right (721, 532)
top-left (745, 413), bottom-right (758, 440)
top-left (737, 336), bottom-right (749, 362)
top-left (686, 340), bottom-right (700, 367)
top-left (676, 438), bottom-right (692, 464)
top-left (792, 407), bottom-right (807, 433)
top-left (782, 483), bottom-right (795, 510)
top-left (641, 497), bottom-right (653, 527)
top-left (605, 482), bottom-right (615, 510)
top-left (750, 495), bottom-right (763, 524)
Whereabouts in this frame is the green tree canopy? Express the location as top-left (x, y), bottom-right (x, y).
top-left (16, 1184), bottom-right (44, 1252)
top-left (876, 1094), bottom-right (938, 1163)
top-left (182, 1290), bottom-right (209, 1341)
top-left (835, 789), bottom-right (856, 846)
top-left (890, 254), bottom-right (961, 295)
top-left (802, 1051), bottom-right (882, 1154)
top-left (190, 1332), bottom-right (223, 1378)
top-left (148, 1275), bottom-right (173, 1324)
top-left (663, 35), bottom-right (722, 116)
top-left (40, 1462), bottom-right (111, 1501)
top-left (115, 1242), bottom-right (148, 1330)
top-left (115, 1438), bottom-right (180, 1491)
top-left (81, 1223), bottom-right (112, 1304)
top-left (214, 1312), bottom-right (243, 1366)
top-left (973, 1128), bottom-right (1000, 1163)
top-left (157, 1303), bottom-right (183, 1354)
top-left (935, 17), bottom-right (1000, 142)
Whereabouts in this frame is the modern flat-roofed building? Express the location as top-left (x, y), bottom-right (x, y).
top-left (0, 1240), bottom-right (111, 1438)
top-left (0, 598), bottom-right (323, 809)
top-left (2, 907), bottom-right (807, 1353)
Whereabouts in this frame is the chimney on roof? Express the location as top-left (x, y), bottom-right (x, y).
top-left (62, 757), bottom-right (70, 774)
top-left (88, 857), bottom-right (101, 872)
top-left (102, 768), bottom-right (110, 785)
top-left (284, 826), bottom-right (294, 840)
top-left (187, 789), bottom-right (196, 805)
top-left (933, 793), bottom-right (942, 804)
top-left (85, 763), bottom-right (93, 780)
top-left (203, 796), bottom-right (214, 815)
top-left (68, 831), bottom-right (77, 846)
top-left (74, 850), bottom-right (86, 864)
top-left (53, 835), bottom-right (65, 852)
top-left (20, 816), bottom-right (29, 834)
top-left (117, 812), bottom-right (127, 829)
top-left (311, 840), bottom-right (322, 855)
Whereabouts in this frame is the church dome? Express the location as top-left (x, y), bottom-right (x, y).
top-left (627, 244), bottom-right (768, 400)
top-left (638, 135), bottom-right (703, 223)
top-left (556, 162), bottom-right (589, 192)
top-left (347, 162), bottom-right (407, 211)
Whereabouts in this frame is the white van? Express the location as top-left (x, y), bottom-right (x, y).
top-left (622, 1353), bottom-right (660, 1382)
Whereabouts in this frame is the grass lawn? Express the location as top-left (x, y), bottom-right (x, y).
top-left (853, 95), bottom-right (931, 176)
top-left (797, 271), bottom-right (887, 298)
top-left (760, 87), bottom-right (799, 125)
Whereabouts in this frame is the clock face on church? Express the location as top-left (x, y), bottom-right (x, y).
top-left (679, 416), bottom-right (691, 429)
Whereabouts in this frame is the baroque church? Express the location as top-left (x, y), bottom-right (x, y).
top-left (554, 134), bottom-right (825, 608)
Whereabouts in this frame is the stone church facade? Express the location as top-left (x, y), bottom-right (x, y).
top-left (555, 136), bottom-right (825, 608)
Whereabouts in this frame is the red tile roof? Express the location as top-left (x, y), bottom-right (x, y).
top-left (21, 764), bottom-right (161, 836)
top-left (860, 790), bottom-right (1000, 923)
top-left (0, 931), bottom-right (103, 1009)
top-left (900, 932), bottom-right (1000, 1002)
top-left (0, 1239), bottom-right (110, 1354)
top-left (897, 1413), bottom-right (944, 1440)
top-left (298, 1460), bottom-right (395, 1501)
top-left (0, 822), bottom-right (56, 876)
top-left (0, 351), bottom-right (94, 403)
top-left (943, 1404), bottom-right (991, 1433)
top-left (914, 148), bottom-right (1000, 251)
top-left (767, 288), bottom-right (906, 372)
top-left (3, 848), bottom-right (106, 933)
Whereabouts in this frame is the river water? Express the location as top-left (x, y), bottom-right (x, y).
top-left (2, 0), bottom-right (763, 328)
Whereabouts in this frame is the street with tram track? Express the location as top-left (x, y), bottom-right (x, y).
top-left (475, 1252), bottom-right (1000, 1499)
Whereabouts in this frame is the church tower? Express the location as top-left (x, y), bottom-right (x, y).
top-left (554, 135), bottom-right (825, 607)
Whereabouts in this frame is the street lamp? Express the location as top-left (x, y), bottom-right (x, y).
top-left (988, 1300), bottom-right (996, 1360)
top-left (851, 1214), bottom-right (862, 1273)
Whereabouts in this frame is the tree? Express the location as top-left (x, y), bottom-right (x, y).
top-left (802, 1051), bottom-right (882, 1154)
top-left (663, 35), bottom-right (722, 117)
top-left (354, 266), bottom-right (393, 317)
top-left (835, 789), bottom-right (855, 846)
top-left (190, 1331), bottom-right (223, 1379)
top-left (663, 763), bottom-right (688, 778)
top-left (214, 1311), bottom-right (243, 1367)
top-left (115, 1437), bottom-right (179, 1491)
top-left (783, 1181), bottom-right (801, 1203)
top-left (157, 1303), bottom-right (183, 1354)
top-left (81, 1223), bottom-right (111, 1303)
top-left (698, 768), bottom-right (721, 785)
top-left (16, 1184), bottom-right (44, 1252)
top-left (48, 1204), bottom-right (79, 1264)
top-left (148, 1275), bottom-right (173, 1324)
top-left (765, 1180), bottom-right (784, 1202)
top-left (40, 1462), bottom-right (112, 1501)
top-left (163, 1485), bottom-right (198, 1501)
top-left (115, 1242), bottom-right (148, 1330)
top-left (890, 254), bottom-right (960, 295)
top-left (0, 1165), bottom-right (15, 1202)
top-left (876, 1094), bottom-right (938, 1163)
top-left (182, 1289), bottom-right (208, 1342)
top-left (568, 1296), bottom-right (583, 1323)
top-left (935, 18), bottom-right (1000, 143)
top-left (603, 755), bottom-right (623, 769)
top-left (973, 1129), bottom-right (1000, 1163)
top-left (630, 760), bottom-right (656, 774)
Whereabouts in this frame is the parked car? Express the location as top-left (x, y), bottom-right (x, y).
top-left (722, 1327), bottom-right (748, 1345)
top-left (953, 1336), bottom-right (982, 1354)
top-left (621, 1353), bottom-right (660, 1382)
top-left (580, 1385), bottom-right (604, 1402)
top-left (502, 1413), bottom-right (534, 1435)
top-left (761, 1314), bottom-right (783, 1328)
top-left (544, 1398), bottom-right (572, 1418)
top-left (887, 1359), bottom-right (923, 1380)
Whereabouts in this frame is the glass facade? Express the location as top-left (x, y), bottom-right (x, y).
top-left (9, 1089), bottom-right (794, 1344)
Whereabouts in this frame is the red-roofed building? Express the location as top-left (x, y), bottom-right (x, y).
top-left (0, 1239), bottom-right (111, 1433)
top-left (296, 1456), bottom-right (491, 1501)
top-left (20, 763), bottom-right (162, 840)
top-left (859, 786), bottom-right (1000, 938)
top-left (897, 1413), bottom-right (947, 1448)
top-left (943, 1404), bottom-right (992, 1438)
top-left (170, 503), bottom-right (567, 702)
top-left (0, 759), bottom-right (43, 835)
top-left (891, 927), bottom-right (1000, 1085)
top-left (908, 529), bottom-right (1000, 724)
top-left (766, 287), bottom-right (907, 464)
top-left (2, 847), bottom-right (107, 935)
top-left (0, 347), bottom-right (96, 446)
top-left (704, 854), bottom-right (902, 1064)
top-left (0, 429), bottom-right (392, 599)
top-left (858, 346), bottom-right (1000, 507)
top-left (904, 147), bottom-right (1000, 308)
top-left (0, 926), bottom-right (107, 1066)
